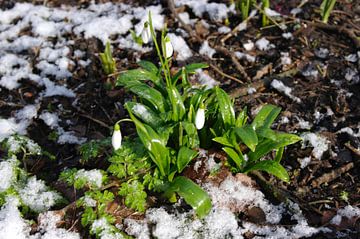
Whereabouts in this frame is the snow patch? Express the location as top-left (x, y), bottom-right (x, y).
top-left (271, 79), bottom-right (301, 103)
top-left (199, 41), bottom-right (216, 58)
top-left (167, 33), bottom-right (193, 61)
top-left (301, 133), bottom-right (329, 160)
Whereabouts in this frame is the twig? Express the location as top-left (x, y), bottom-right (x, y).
top-left (167, 0), bottom-right (251, 82)
top-left (311, 162), bottom-right (354, 188)
top-left (229, 78), bottom-right (272, 99)
top-left (345, 143), bottom-right (360, 158)
top-left (78, 113), bottom-right (111, 129)
top-left (214, 46), bottom-right (251, 82)
top-left (209, 63), bottom-right (244, 84)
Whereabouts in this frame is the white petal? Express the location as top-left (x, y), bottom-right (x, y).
top-left (112, 130), bottom-right (122, 150)
top-left (195, 108), bottom-right (205, 130)
top-left (141, 26), bottom-right (151, 44)
top-left (165, 40), bottom-right (173, 58)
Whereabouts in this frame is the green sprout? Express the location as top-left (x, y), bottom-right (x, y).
top-left (236, 0), bottom-right (256, 21)
top-left (261, 0), bottom-right (270, 26)
top-left (320, 0), bottom-right (337, 23)
top-left (340, 191), bottom-right (349, 202)
top-left (99, 41), bottom-right (116, 75)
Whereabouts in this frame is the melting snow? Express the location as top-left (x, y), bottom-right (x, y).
top-left (168, 33), bottom-right (193, 61)
top-left (124, 174), bottom-right (324, 239)
top-left (330, 205), bottom-right (360, 225)
top-left (271, 79), bottom-right (301, 103)
top-left (255, 37), bottom-right (275, 51)
top-left (195, 70), bottom-right (219, 89)
top-left (199, 41), bottom-right (216, 58)
top-left (301, 133), bottom-right (329, 160)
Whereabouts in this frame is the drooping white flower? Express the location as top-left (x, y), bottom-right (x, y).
top-left (141, 22), bottom-right (151, 44)
top-left (195, 105), bottom-right (206, 130)
top-left (164, 35), bottom-right (173, 58)
top-left (112, 123), bottom-right (122, 150)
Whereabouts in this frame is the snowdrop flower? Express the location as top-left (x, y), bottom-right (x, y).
top-left (141, 22), bottom-right (151, 44)
top-left (164, 35), bottom-right (173, 58)
top-left (195, 104), bottom-right (206, 130)
top-left (112, 123), bottom-right (122, 150)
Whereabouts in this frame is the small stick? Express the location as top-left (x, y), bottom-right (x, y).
top-left (311, 162), bottom-right (354, 188)
top-left (345, 143), bottom-right (360, 158)
top-left (209, 63), bottom-right (244, 84)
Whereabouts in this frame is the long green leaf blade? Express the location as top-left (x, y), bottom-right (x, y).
top-left (177, 147), bottom-right (198, 173)
top-left (244, 160), bottom-right (290, 182)
top-left (128, 82), bottom-right (166, 113)
top-left (215, 87), bottom-right (235, 130)
top-left (234, 125), bottom-right (258, 152)
top-left (125, 102), bottom-right (163, 128)
top-left (165, 176), bottom-right (212, 218)
top-left (222, 147), bottom-right (244, 169)
top-left (137, 60), bottom-right (159, 74)
top-left (251, 104), bottom-right (281, 129)
top-left (117, 68), bottom-right (161, 87)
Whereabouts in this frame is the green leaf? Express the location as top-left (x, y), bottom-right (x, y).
top-left (120, 81), bottom-right (166, 113)
top-left (212, 136), bottom-right (233, 147)
top-left (81, 207), bottom-right (96, 227)
top-left (177, 147), bottom-right (198, 173)
top-left (222, 147), bottom-right (244, 169)
top-left (234, 125), bottom-right (258, 152)
top-left (215, 87), bottom-right (235, 130)
top-left (235, 106), bottom-right (248, 128)
top-left (125, 102), bottom-right (163, 128)
top-left (182, 122), bottom-right (200, 148)
top-left (117, 68), bottom-right (162, 87)
top-left (126, 105), bottom-right (170, 176)
top-left (119, 180), bottom-right (147, 212)
top-left (137, 60), bottom-right (159, 74)
top-left (256, 127), bottom-right (277, 141)
top-left (184, 63), bottom-right (208, 73)
top-left (168, 85), bottom-right (186, 121)
top-left (244, 160), bottom-right (290, 182)
top-left (274, 146), bottom-right (284, 163)
top-left (251, 104), bottom-right (281, 129)
top-left (248, 133), bottom-right (301, 161)
top-left (164, 176), bottom-right (212, 218)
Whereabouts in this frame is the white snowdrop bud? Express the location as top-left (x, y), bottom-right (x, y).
top-left (164, 35), bottom-right (173, 58)
top-left (195, 105), bottom-right (206, 130)
top-left (141, 22), bottom-right (151, 44)
top-left (112, 123), bottom-right (122, 150)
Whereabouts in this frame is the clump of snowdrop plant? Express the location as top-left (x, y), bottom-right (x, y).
top-left (59, 11), bottom-right (301, 238)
